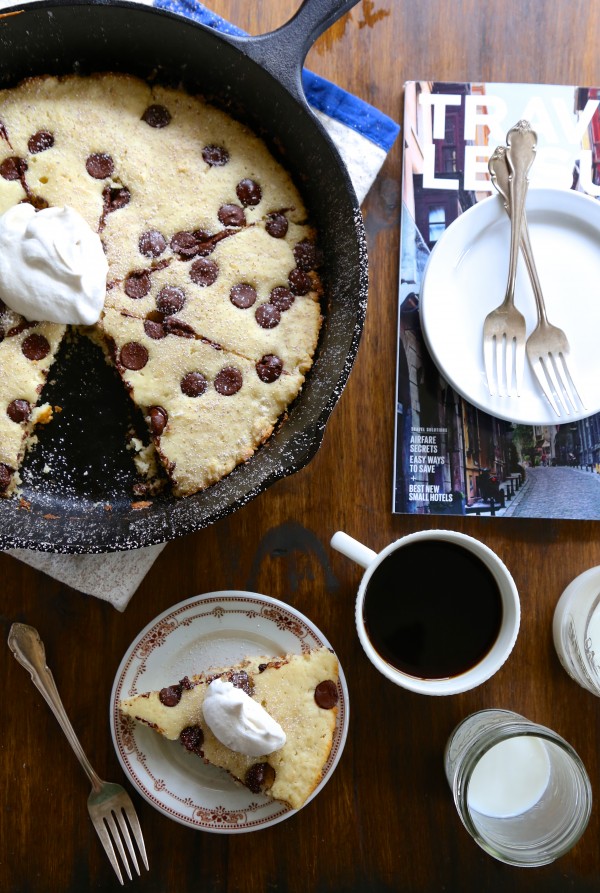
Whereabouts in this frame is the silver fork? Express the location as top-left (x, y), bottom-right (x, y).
top-left (483, 121), bottom-right (536, 397)
top-left (489, 146), bottom-right (586, 417)
top-left (8, 622), bottom-right (149, 886)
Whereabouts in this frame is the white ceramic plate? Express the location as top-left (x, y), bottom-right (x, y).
top-left (420, 188), bottom-right (600, 425)
top-left (110, 591), bottom-right (349, 833)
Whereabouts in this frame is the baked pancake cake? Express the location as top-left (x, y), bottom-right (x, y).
top-left (118, 648), bottom-right (339, 810)
top-left (0, 73), bottom-right (323, 497)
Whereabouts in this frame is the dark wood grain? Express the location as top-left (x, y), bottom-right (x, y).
top-left (3, 1), bottom-right (600, 890)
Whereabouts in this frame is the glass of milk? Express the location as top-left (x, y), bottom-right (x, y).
top-left (553, 565), bottom-right (600, 695)
top-left (444, 709), bottom-right (592, 867)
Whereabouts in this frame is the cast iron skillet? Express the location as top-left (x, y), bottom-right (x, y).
top-left (0, 0), bottom-right (368, 553)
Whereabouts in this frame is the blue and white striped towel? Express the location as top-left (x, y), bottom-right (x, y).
top-left (6, 0), bottom-right (400, 609)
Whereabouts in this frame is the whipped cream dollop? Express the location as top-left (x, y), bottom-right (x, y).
top-left (202, 678), bottom-right (286, 757)
top-left (0, 203), bottom-right (108, 325)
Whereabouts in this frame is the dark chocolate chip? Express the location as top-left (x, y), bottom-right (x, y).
top-left (180, 371), bottom-right (208, 397)
top-left (120, 341), bottom-right (149, 371)
top-left (170, 230), bottom-right (201, 258)
top-left (218, 203), bottom-right (246, 227)
top-left (0, 156), bottom-right (26, 181)
top-left (193, 230), bottom-right (218, 257)
top-left (6, 399), bottom-right (31, 423)
top-left (293, 239), bottom-right (321, 271)
top-left (265, 212), bottom-right (289, 238)
top-left (228, 670), bottom-right (254, 697)
top-left (255, 303), bottom-right (281, 329)
top-left (22, 333), bottom-right (50, 361)
top-left (288, 268), bottom-right (311, 296)
top-left (202, 145), bottom-right (229, 166)
top-left (180, 726), bottom-right (204, 755)
top-left (156, 285), bottom-right (185, 315)
top-left (0, 325), bottom-right (4, 344)
top-left (159, 684), bottom-right (182, 707)
top-left (144, 319), bottom-right (166, 340)
top-left (9, 320), bottom-right (33, 337)
top-left (148, 405), bottom-right (168, 436)
top-left (102, 185), bottom-right (130, 212)
top-left (314, 679), bottom-right (338, 709)
top-left (0, 463), bottom-right (13, 493)
top-left (139, 230), bottom-right (167, 258)
top-left (142, 105), bottom-right (172, 128)
top-left (86, 153), bottom-right (114, 179)
top-left (190, 258), bottom-right (218, 287)
top-left (269, 286), bottom-right (294, 311)
top-left (245, 762), bottom-right (275, 794)
top-left (214, 366), bottom-right (243, 396)
top-left (230, 283), bottom-right (257, 309)
top-left (28, 130), bottom-right (54, 154)
top-left (236, 177), bottom-right (262, 207)
top-left (124, 270), bottom-right (152, 299)
top-left (256, 354), bottom-right (283, 383)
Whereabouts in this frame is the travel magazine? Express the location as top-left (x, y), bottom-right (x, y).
top-left (394, 80), bottom-right (600, 520)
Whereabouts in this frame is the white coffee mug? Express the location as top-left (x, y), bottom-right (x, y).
top-left (330, 529), bottom-right (520, 695)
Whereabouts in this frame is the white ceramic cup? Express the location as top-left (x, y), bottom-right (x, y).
top-left (330, 529), bottom-right (520, 695)
top-left (552, 565), bottom-right (600, 696)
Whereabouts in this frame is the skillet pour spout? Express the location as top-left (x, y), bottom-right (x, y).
top-left (0, 0), bottom-right (368, 553)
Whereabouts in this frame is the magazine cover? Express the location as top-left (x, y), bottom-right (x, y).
top-left (394, 80), bottom-right (600, 520)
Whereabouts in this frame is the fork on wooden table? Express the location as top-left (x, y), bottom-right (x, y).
top-left (489, 144), bottom-right (586, 417)
top-left (8, 622), bottom-right (149, 886)
top-left (482, 121), bottom-right (537, 398)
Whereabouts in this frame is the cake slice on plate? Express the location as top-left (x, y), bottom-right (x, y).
top-left (118, 647), bottom-right (339, 810)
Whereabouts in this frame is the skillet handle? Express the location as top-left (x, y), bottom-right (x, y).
top-left (225, 0), bottom-right (361, 106)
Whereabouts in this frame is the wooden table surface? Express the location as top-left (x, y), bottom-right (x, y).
top-left (3, 1), bottom-right (600, 890)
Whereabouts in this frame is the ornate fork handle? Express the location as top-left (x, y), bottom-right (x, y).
top-left (503, 121), bottom-right (536, 308)
top-left (489, 144), bottom-right (546, 324)
top-left (8, 622), bottom-right (103, 793)
top-left (482, 122), bottom-right (536, 398)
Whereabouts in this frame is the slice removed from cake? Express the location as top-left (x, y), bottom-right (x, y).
top-left (118, 647), bottom-right (340, 810)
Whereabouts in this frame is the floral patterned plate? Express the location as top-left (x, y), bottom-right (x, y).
top-left (110, 591), bottom-right (349, 833)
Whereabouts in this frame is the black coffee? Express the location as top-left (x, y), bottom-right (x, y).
top-left (363, 540), bottom-right (503, 679)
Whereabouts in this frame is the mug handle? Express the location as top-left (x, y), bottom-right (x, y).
top-left (330, 531), bottom-right (377, 569)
